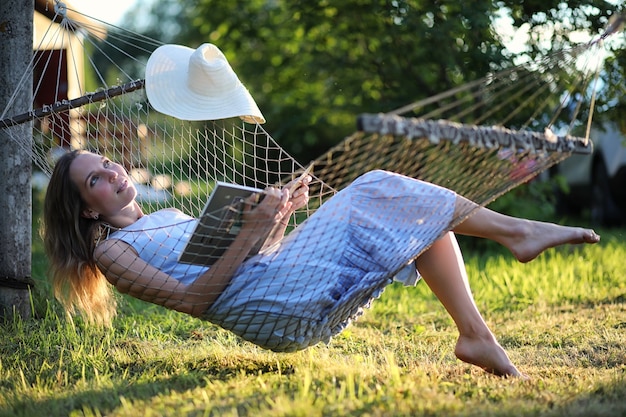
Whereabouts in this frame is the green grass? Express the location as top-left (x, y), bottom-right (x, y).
top-left (2, 215), bottom-right (625, 416)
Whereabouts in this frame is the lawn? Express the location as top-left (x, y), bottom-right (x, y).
top-left (1, 211), bottom-right (625, 416)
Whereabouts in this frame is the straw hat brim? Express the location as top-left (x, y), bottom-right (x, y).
top-left (145, 44), bottom-right (265, 124)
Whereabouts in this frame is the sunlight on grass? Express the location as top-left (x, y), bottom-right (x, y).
top-left (1, 225), bottom-right (624, 416)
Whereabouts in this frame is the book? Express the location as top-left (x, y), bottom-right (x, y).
top-left (178, 165), bottom-right (313, 267)
top-left (178, 181), bottom-right (263, 266)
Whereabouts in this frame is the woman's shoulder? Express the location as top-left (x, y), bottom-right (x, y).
top-left (133, 208), bottom-right (194, 224)
top-left (148, 208), bottom-right (195, 225)
top-left (105, 208), bottom-right (194, 238)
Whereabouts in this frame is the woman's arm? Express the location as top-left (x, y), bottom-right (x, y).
top-left (95, 186), bottom-right (292, 317)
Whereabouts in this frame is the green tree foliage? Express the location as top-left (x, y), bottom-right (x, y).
top-left (172, 0), bottom-right (509, 158)
top-left (502, 1), bottom-right (624, 129)
top-left (118, 0), bottom-right (621, 161)
top-left (592, 13), bottom-right (626, 132)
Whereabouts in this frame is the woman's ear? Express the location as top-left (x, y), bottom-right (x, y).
top-left (81, 209), bottom-right (99, 220)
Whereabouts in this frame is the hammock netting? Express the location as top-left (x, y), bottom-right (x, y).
top-left (0, 2), bottom-right (620, 351)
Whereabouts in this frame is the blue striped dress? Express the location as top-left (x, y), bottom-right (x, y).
top-left (108, 170), bottom-right (456, 352)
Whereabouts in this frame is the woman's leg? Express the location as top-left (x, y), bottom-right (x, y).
top-left (451, 197), bottom-right (599, 262)
top-left (414, 196), bottom-right (598, 377)
top-left (416, 232), bottom-right (523, 377)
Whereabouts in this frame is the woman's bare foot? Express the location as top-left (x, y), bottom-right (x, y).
top-left (505, 220), bottom-right (600, 263)
top-left (455, 334), bottom-right (528, 378)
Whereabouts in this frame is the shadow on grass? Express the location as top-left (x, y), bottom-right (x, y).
top-left (3, 368), bottom-right (625, 417)
top-left (546, 377), bottom-right (626, 417)
top-left (3, 373), bottom-right (201, 416)
top-left (1, 356), bottom-right (294, 417)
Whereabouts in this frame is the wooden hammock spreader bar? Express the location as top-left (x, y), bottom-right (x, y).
top-left (357, 113), bottom-right (593, 155)
top-left (0, 79), bottom-right (145, 129)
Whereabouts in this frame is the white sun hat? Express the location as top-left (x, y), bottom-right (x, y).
top-left (145, 43), bottom-right (265, 124)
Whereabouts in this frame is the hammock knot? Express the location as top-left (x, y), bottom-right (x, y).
top-left (54, 1), bottom-right (67, 18)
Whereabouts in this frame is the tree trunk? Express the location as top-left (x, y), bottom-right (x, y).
top-left (0, 0), bottom-right (34, 320)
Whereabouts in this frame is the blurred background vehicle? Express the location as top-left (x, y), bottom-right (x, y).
top-left (553, 121), bottom-right (626, 226)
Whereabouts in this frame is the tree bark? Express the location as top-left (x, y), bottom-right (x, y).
top-left (0, 0), bottom-right (34, 320)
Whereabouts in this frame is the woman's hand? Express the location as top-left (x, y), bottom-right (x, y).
top-left (283, 175), bottom-right (311, 214)
top-left (240, 187), bottom-right (291, 239)
top-left (240, 176), bottom-right (311, 250)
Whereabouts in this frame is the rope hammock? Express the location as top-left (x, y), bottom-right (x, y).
top-left (1, 2), bottom-right (621, 351)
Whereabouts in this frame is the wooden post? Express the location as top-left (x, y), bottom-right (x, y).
top-left (0, 0), bottom-right (34, 320)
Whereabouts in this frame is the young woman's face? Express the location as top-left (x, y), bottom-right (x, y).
top-left (69, 152), bottom-right (137, 219)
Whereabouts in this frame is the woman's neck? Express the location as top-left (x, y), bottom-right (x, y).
top-left (105, 203), bottom-right (144, 229)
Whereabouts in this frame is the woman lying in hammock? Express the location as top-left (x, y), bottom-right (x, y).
top-left (42, 149), bottom-right (599, 378)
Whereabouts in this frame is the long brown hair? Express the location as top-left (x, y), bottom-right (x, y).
top-left (42, 150), bottom-right (116, 324)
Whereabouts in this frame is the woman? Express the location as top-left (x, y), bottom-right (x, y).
top-left (42, 149), bottom-right (599, 378)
